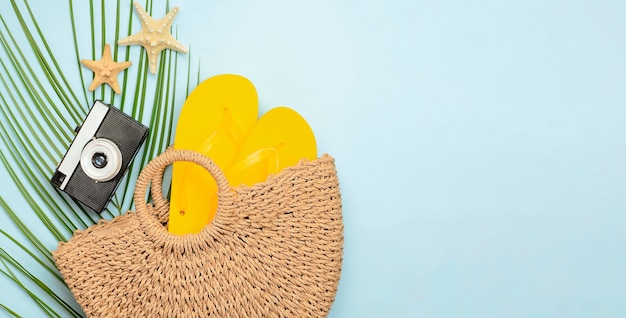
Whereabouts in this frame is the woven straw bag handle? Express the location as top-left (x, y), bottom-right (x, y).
top-left (133, 147), bottom-right (232, 224)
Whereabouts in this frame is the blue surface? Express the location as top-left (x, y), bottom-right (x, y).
top-left (1, 1), bottom-right (626, 317)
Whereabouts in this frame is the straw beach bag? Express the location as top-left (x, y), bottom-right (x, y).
top-left (52, 148), bottom-right (343, 317)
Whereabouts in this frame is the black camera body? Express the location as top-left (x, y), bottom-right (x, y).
top-left (51, 100), bottom-right (148, 213)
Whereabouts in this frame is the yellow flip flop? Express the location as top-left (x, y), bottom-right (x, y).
top-left (169, 74), bottom-right (258, 235)
top-left (224, 106), bottom-right (317, 189)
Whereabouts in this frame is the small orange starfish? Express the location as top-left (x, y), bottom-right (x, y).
top-left (81, 44), bottom-right (132, 94)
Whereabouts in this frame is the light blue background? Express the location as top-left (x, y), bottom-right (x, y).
top-left (1, 1), bottom-right (626, 317)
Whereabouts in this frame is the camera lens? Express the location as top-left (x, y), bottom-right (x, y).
top-left (91, 152), bottom-right (108, 169)
top-left (80, 138), bottom-right (123, 182)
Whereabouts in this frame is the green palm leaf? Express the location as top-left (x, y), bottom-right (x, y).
top-left (0, 0), bottom-right (199, 316)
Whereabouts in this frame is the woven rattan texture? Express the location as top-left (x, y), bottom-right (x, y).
top-left (52, 149), bottom-right (343, 317)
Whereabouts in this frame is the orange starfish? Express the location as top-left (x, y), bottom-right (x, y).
top-left (81, 44), bottom-right (132, 94)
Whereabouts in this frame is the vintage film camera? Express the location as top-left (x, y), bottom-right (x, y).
top-left (51, 100), bottom-right (148, 213)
